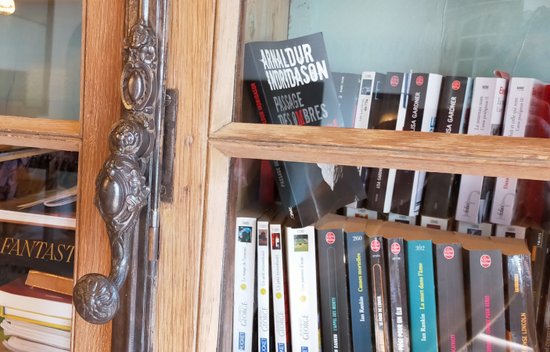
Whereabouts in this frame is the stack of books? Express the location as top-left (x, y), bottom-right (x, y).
top-left (0, 275), bottom-right (72, 351)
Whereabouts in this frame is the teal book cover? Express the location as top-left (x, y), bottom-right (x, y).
top-left (406, 239), bottom-right (438, 351)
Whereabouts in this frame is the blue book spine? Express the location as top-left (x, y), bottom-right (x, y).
top-left (345, 232), bottom-right (373, 351)
top-left (406, 240), bottom-right (438, 352)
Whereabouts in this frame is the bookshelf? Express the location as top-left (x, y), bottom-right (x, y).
top-left (187, 0), bottom-right (550, 351)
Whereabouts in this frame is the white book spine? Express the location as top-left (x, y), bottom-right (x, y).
top-left (286, 225), bottom-right (320, 352)
top-left (409, 73), bottom-right (442, 216)
top-left (270, 223), bottom-right (289, 352)
top-left (495, 224), bottom-right (526, 239)
top-left (491, 78), bottom-right (542, 225)
top-left (352, 71), bottom-right (376, 129)
top-left (456, 77), bottom-right (507, 223)
top-left (257, 220), bottom-right (270, 352)
top-left (233, 216), bottom-right (257, 352)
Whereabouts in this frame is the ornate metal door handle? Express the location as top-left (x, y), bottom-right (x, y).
top-left (73, 0), bottom-right (169, 326)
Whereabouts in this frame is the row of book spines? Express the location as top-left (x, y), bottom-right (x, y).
top-left (333, 233), bottom-right (540, 352)
top-left (347, 72), bottom-right (549, 224)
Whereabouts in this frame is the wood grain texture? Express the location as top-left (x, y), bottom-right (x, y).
top-left (72, 0), bottom-right (124, 350)
top-left (211, 122), bottom-right (550, 181)
top-left (154, 0), bottom-right (216, 350)
top-left (0, 115), bottom-right (80, 137)
top-left (196, 147), bottom-right (231, 352)
top-left (0, 134), bottom-right (80, 151)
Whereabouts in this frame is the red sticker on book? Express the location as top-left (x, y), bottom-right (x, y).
top-left (443, 246), bottom-right (455, 260)
top-left (390, 75), bottom-right (400, 87)
top-left (325, 232), bottom-right (335, 245)
top-left (452, 80), bottom-right (461, 91)
top-left (480, 254), bottom-right (492, 268)
top-left (390, 242), bottom-right (401, 255)
top-left (371, 239), bottom-right (381, 252)
top-left (416, 75), bottom-right (424, 86)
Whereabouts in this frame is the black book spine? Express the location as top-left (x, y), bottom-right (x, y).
top-left (316, 227), bottom-right (352, 352)
top-left (465, 249), bottom-right (506, 352)
top-left (385, 237), bottom-right (410, 351)
top-left (526, 227), bottom-right (550, 318)
top-left (391, 73), bottom-right (429, 216)
top-left (504, 254), bottom-right (538, 350)
top-left (421, 76), bottom-right (472, 219)
top-left (540, 277), bottom-right (550, 351)
top-left (365, 72), bottom-right (401, 213)
top-left (434, 243), bottom-right (468, 352)
top-left (368, 236), bottom-right (391, 350)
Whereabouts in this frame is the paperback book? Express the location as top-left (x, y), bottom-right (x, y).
top-left (385, 237), bottom-right (410, 352)
top-left (344, 220), bottom-right (373, 351)
top-left (269, 211), bottom-right (291, 352)
top-left (285, 225), bottom-right (320, 352)
top-left (406, 239), bottom-right (438, 352)
top-left (315, 214), bottom-right (352, 352)
top-left (233, 207), bottom-right (263, 352)
top-left (490, 77), bottom-right (545, 225)
top-left (365, 72), bottom-right (405, 214)
top-left (455, 77), bottom-right (507, 225)
top-left (244, 32), bottom-right (366, 226)
top-left (421, 76), bottom-right (472, 228)
top-left (390, 73), bottom-right (442, 217)
top-left (434, 241), bottom-right (468, 351)
top-left (367, 235), bottom-right (391, 351)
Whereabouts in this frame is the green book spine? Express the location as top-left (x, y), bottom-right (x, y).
top-left (407, 239), bottom-right (438, 351)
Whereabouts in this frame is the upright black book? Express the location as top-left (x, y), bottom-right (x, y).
top-left (525, 227), bottom-right (550, 318)
top-left (367, 235), bottom-right (391, 350)
top-left (434, 241), bottom-right (468, 352)
top-left (421, 76), bottom-right (472, 230)
top-left (460, 236), bottom-right (506, 352)
top-left (365, 72), bottom-right (405, 214)
top-left (385, 237), bottom-right (410, 352)
top-left (244, 32), bottom-right (366, 226)
top-left (390, 73), bottom-right (442, 217)
top-left (316, 214), bottom-right (352, 352)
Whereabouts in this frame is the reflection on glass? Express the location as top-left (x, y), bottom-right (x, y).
top-left (288, 0), bottom-right (550, 82)
top-left (0, 0), bottom-right (82, 119)
top-left (0, 146), bottom-right (76, 350)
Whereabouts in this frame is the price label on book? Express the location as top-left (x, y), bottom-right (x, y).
top-left (443, 246), bottom-right (455, 260)
top-left (390, 242), bottom-right (401, 255)
top-left (480, 254), bottom-right (492, 268)
top-left (325, 232), bottom-right (335, 245)
top-left (371, 239), bottom-right (381, 252)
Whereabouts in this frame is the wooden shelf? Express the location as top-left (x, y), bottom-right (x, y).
top-left (210, 122), bottom-right (550, 181)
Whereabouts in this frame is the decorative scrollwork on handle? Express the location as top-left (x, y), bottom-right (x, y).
top-left (73, 19), bottom-right (159, 324)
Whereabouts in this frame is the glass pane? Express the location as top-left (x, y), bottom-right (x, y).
top-left (0, 0), bottom-right (82, 120)
top-left (0, 146), bottom-right (77, 351)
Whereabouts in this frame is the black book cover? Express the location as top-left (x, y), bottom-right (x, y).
top-left (244, 33), bottom-right (366, 226)
top-left (391, 73), bottom-right (430, 216)
top-left (365, 72), bottom-right (403, 213)
top-left (540, 278), bottom-right (550, 351)
top-left (504, 253), bottom-right (538, 350)
top-left (333, 72), bottom-right (361, 128)
top-left (385, 237), bottom-right (410, 351)
top-left (422, 76), bottom-right (472, 220)
top-left (525, 227), bottom-right (550, 318)
top-left (0, 224), bottom-right (74, 277)
top-left (368, 235), bottom-right (391, 350)
top-left (434, 242), bottom-right (468, 352)
top-left (464, 248), bottom-right (506, 352)
top-left (316, 215), bottom-right (352, 352)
